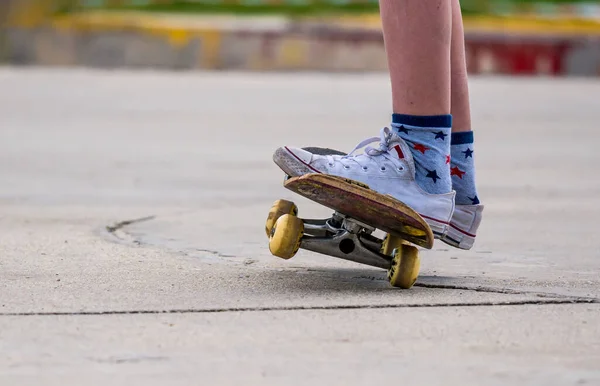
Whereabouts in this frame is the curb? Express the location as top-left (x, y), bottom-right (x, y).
top-left (5, 12), bottom-right (600, 75)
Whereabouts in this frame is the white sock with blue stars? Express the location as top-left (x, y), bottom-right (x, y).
top-left (391, 114), bottom-right (452, 195)
top-left (449, 131), bottom-right (480, 205)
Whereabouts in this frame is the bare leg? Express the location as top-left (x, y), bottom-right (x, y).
top-left (380, 0), bottom-right (452, 115)
top-left (450, 0), bottom-right (471, 132)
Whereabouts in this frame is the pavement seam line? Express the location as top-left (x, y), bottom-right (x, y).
top-left (2, 299), bottom-right (598, 317)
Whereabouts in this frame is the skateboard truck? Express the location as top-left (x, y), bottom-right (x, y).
top-left (301, 213), bottom-right (392, 270)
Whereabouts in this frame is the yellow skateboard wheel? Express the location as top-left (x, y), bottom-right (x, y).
top-left (269, 214), bottom-right (304, 259)
top-left (265, 199), bottom-right (298, 237)
top-left (387, 244), bottom-right (420, 289)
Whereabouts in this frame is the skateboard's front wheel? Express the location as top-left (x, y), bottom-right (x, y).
top-left (387, 245), bottom-right (420, 289)
top-left (269, 214), bottom-right (304, 259)
top-left (265, 199), bottom-right (298, 237)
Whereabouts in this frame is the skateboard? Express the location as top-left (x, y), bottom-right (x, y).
top-left (265, 173), bottom-right (434, 289)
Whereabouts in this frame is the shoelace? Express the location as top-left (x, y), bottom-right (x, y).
top-left (325, 127), bottom-right (404, 171)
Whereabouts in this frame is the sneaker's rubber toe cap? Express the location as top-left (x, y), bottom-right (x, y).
top-left (273, 146), bottom-right (318, 176)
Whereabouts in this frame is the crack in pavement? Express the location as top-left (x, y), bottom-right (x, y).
top-left (102, 216), bottom-right (600, 309)
top-left (106, 216), bottom-right (156, 233)
top-left (195, 248), bottom-right (237, 258)
top-left (413, 283), bottom-right (600, 302)
top-left (1, 298), bottom-right (598, 317)
top-left (350, 275), bottom-right (598, 301)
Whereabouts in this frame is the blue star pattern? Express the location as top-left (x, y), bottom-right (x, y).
top-left (425, 169), bottom-right (440, 183)
top-left (450, 132), bottom-right (481, 205)
top-left (467, 195), bottom-right (480, 204)
top-left (391, 120), bottom-right (452, 195)
top-left (397, 125), bottom-right (410, 134)
top-left (434, 131), bottom-right (447, 141)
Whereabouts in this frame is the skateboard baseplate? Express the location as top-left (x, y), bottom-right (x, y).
top-left (265, 173), bottom-right (434, 289)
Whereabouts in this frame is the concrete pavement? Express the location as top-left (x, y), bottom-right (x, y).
top-left (1, 68), bottom-right (599, 384)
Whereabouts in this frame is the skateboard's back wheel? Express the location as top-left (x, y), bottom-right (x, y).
top-left (387, 244), bottom-right (420, 289)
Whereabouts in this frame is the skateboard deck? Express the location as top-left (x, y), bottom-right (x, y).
top-left (284, 173), bottom-right (434, 249)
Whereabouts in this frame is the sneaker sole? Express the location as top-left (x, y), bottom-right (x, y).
top-left (440, 227), bottom-right (475, 250)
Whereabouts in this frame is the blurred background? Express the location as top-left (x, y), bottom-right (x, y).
top-left (1, 0), bottom-right (600, 75)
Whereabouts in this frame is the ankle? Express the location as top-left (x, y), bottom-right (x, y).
top-left (450, 131), bottom-right (480, 205)
top-left (391, 114), bottom-right (453, 195)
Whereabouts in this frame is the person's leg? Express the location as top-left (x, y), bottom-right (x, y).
top-left (449, 0), bottom-right (477, 205)
top-left (441, 0), bottom-right (484, 249)
top-left (273, 0), bottom-right (456, 237)
top-left (449, 0), bottom-right (471, 134)
top-left (381, 0), bottom-right (454, 198)
top-left (380, 0), bottom-right (452, 116)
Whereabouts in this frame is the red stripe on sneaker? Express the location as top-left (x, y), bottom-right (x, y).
top-left (284, 146), bottom-right (322, 174)
top-left (393, 145), bottom-right (404, 159)
top-left (419, 214), bottom-right (449, 225)
top-left (449, 222), bottom-right (476, 238)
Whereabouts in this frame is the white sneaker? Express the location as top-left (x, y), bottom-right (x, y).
top-left (273, 127), bottom-right (455, 238)
top-left (440, 204), bottom-right (484, 250)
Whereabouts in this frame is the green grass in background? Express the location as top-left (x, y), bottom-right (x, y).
top-left (74, 1), bottom-right (379, 15)
top-left (65, 0), bottom-right (600, 17)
